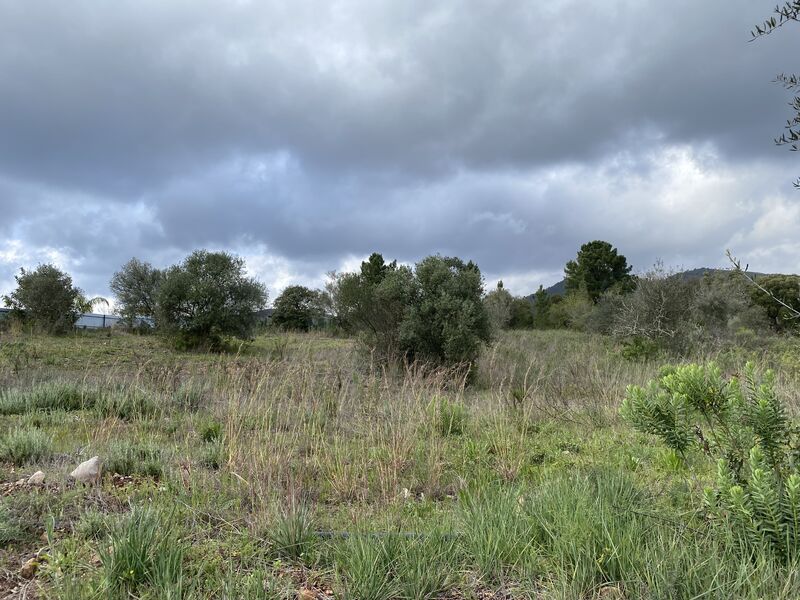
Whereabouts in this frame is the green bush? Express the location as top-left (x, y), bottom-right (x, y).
top-left (2, 264), bottom-right (82, 334)
top-left (619, 336), bottom-right (660, 362)
top-left (330, 253), bottom-right (491, 369)
top-left (156, 250), bottom-right (267, 350)
top-left (199, 441), bottom-right (224, 470)
top-left (622, 362), bottom-right (800, 561)
top-left (0, 427), bottom-right (53, 465)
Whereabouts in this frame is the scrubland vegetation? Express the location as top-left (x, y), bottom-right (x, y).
top-left (1, 240), bottom-right (800, 599)
top-left (0, 325), bottom-right (799, 599)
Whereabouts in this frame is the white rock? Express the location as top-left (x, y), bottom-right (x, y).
top-left (27, 471), bottom-right (45, 485)
top-left (70, 456), bottom-right (102, 485)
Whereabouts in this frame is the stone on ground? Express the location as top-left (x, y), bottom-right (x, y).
top-left (70, 456), bottom-right (102, 485)
top-left (27, 471), bottom-right (45, 485)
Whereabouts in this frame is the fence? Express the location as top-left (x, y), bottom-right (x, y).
top-left (0, 308), bottom-right (152, 330)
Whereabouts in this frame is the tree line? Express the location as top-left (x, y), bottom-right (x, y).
top-left (3, 241), bottom-right (799, 366)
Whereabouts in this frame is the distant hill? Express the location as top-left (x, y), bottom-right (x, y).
top-left (525, 267), bottom-right (772, 303)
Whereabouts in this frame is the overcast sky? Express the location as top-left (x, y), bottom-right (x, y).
top-left (0, 0), bottom-right (797, 304)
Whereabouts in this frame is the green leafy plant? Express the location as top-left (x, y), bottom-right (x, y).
top-left (622, 361), bottom-right (800, 560)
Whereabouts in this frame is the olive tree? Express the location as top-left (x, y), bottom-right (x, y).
top-left (110, 258), bottom-right (163, 327)
top-left (2, 264), bottom-right (81, 334)
top-left (156, 251), bottom-right (267, 350)
top-left (329, 253), bottom-right (491, 369)
top-left (271, 285), bottom-right (323, 331)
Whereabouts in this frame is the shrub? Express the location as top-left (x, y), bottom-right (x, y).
top-left (622, 362), bottom-right (800, 561)
top-left (109, 258), bottom-right (163, 327)
top-left (198, 417), bottom-right (223, 443)
top-left (0, 382), bottom-right (89, 415)
top-left (484, 282), bottom-right (514, 332)
top-left (271, 285), bottom-right (324, 331)
top-left (619, 336), bottom-right (660, 362)
top-left (748, 274), bottom-right (800, 332)
top-left (0, 428), bottom-right (53, 465)
top-left (612, 262), bottom-right (694, 350)
top-left (508, 297), bottom-right (534, 329)
top-left (401, 255), bottom-right (491, 368)
top-left (199, 441), bottom-right (224, 470)
top-left (330, 253), bottom-right (491, 369)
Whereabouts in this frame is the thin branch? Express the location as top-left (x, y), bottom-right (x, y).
top-left (726, 250), bottom-right (800, 320)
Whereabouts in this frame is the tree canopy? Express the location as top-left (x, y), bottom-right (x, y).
top-left (564, 240), bottom-right (633, 302)
top-left (271, 285), bottom-right (322, 331)
top-left (156, 251), bottom-right (267, 349)
top-left (329, 253), bottom-right (490, 369)
top-left (110, 258), bottom-right (163, 326)
top-left (2, 264), bottom-right (82, 334)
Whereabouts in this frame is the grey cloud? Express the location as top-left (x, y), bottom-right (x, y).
top-left (0, 0), bottom-right (797, 300)
top-left (0, 0), bottom-right (794, 195)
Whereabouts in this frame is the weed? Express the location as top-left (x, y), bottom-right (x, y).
top-left (94, 388), bottom-right (158, 420)
top-left (200, 440), bottom-right (225, 470)
top-left (0, 503), bottom-right (24, 545)
top-left (0, 381), bottom-right (89, 415)
top-left (173, 381), bottom-right (208, 411)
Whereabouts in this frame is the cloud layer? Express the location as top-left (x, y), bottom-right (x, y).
top-left (0, 0), bottom-right (797, 301)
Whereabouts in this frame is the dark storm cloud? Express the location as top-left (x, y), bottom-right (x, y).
top-left (0, 0), bottom-right (797, 299)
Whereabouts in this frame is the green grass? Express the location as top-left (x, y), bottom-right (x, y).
top-left (1, 329), bottom-right (800, 598)
top-left (0, 427), bottom-right (53, 465)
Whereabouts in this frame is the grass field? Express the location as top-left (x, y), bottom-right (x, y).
top-left (1, 329), bottom-right (800, 598)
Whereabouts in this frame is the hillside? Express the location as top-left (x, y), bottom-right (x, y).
top-left (526, 267), bottom-right (773, 302)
